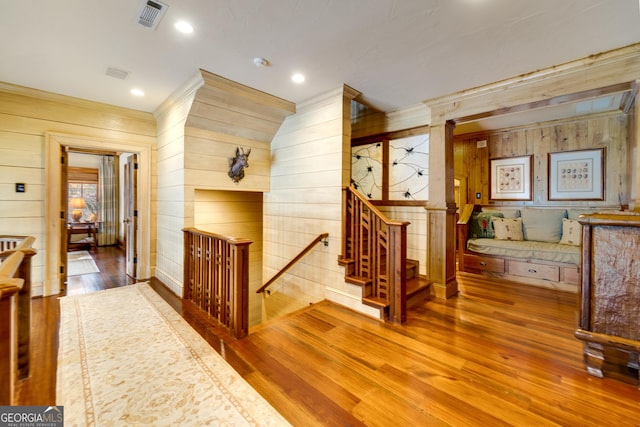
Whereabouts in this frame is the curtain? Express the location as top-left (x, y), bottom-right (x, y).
top-left (98, 155), bottom-right (119, 246)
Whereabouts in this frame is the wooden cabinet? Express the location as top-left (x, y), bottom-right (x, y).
top-left (575, 213), bottom-right (640, 386)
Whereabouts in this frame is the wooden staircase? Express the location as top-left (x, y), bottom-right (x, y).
top-left (343, 258), bottom-right (431, 321)
top-left (339, 186), bottom-right (431, 324)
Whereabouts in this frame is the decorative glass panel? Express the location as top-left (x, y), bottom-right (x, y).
top-left (389, 134), bottom-right (429, 200)
top-left (351, 142), bottom-right (383, 200)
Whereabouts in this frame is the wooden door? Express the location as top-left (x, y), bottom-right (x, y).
top-left (124, 154), bottom-right (138, 278)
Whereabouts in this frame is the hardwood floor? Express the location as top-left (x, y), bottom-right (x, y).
top-left (16, 253), bottom-right (640, 426)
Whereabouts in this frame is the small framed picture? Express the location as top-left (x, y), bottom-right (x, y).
top-left (489, 155), bottom-right (532, 201)
top-left (548, 148), bottom-right (605, 200)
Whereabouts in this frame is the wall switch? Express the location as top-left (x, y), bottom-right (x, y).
top-left (476, 192), bottom-right (481, 199)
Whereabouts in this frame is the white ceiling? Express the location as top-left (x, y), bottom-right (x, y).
top-left (1, 0), bottom-right (640, 116)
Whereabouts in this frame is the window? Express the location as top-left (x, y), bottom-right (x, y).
top-left (351, 127), bottom-right (429, 204)
top-left (68, 167), bottom-right (98, 222)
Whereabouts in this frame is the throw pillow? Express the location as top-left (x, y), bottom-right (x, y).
top-left (470, 212), bottom-right (504, 238)
top-left (521, 208), bottom-right (567, 242)
top-left (492, 217), bottom-right (524, 241)
top-left (559, 218), bottom-right (582, 246)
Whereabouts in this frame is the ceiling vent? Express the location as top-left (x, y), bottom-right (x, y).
top-left (105, 67), bottom-right (129, 80)
top-left (136, 0), bottom-right (168, 30)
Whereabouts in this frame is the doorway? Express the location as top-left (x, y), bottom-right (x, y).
top-left (63, 150), bottom-right (135, 289)
top-left (44, 132), bottom-right (152, 297)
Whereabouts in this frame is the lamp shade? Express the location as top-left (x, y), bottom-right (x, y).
top-left (69, 197), bottom-right (87, 209)
top-left (69, 197), bottom-right (87, 221)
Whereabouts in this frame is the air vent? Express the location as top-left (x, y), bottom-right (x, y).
top-left (136, 0), bottom-right (168, 30)
top-left (105, 67), bottom-right (129, 80)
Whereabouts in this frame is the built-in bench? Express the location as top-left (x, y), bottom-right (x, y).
top-left (457, 204), bottom-right (621, 292)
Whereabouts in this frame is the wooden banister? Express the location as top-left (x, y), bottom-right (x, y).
top-left (339, 187), bottom-right (409, 323)
top-left (0, 249), bottom-right (27, 405)
top-left (183, 228), bottom-right (252, 339)
top-left (257, 233), bottom-right (329, 294)
top-left (0, 235), bottom-right (36, 387)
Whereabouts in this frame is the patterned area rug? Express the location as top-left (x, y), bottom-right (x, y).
top-left (57, 283), bottom-right (290, 426)
top-left (67, 251), bottom-right (99, 276)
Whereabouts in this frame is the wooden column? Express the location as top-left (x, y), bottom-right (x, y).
top-left (632, 80), bottom-right (640, 213)
top-left (425, 120), bottom-right (458, 299)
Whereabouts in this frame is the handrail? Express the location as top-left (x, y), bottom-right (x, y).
top-left (0, 250), bottom-right (25, 277)
top-left (0, 235), bottom-right (36, 259)
top-left (183, 227), bottom-right (252, 339)
top-left (256, 233), bottom-right (329, 294)
top-left (342, 189), bottom-right (408, 227)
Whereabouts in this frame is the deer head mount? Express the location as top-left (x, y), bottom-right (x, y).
top-left (228, 147), bottom-right (251, 183)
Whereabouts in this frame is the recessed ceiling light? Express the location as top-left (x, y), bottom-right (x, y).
top-left (175, 21), bottom-right (193, 34)
top-left (291, 73), bottom-right (305, 84)
top-left (130, 88), bottom-right (145, 97)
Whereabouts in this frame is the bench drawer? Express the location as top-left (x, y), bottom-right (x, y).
top-left (562, 266), bottom-right (580, 285)
top-left (465, 254), bottom-right (505, 273)
top-left (509, 260), bottom-right (559, 281)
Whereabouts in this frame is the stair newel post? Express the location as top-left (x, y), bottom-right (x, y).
top-left (388, 222), bottom-right (408, 324)
top-left (182, 228), bottom-right (193, 300)
top-left (16, 245), bottom-right (35, 380)
top-left (229, 238), bottom-right (251, 339)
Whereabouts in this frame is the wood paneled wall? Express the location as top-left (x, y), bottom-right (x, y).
top-left (154, 70), bottom-right (295, 298)
top-left (194, 189), bottom-right (263, 327)
top-left (454, 112), bottom-right (630, 207)
top-left (0, 83), bottom-right (156, 296)
top-left (263, 86), bottom-right (376, 321)
top-left (378, 206), bottom-right (427, 276)
top-left (184, 70), bottom-right (295, 193)
top-left (351, 101), bottom-right (430, 139)
top-left (153, 78), bottom-right (193, 296)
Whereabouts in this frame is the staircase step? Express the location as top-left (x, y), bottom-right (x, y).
top-left (407, 277), bottom-right (432, 308)
top-left (345, 275), bottom-right (372, 287)
top-left (337, 257), bottom-right (355, 266)
top-left (406, 259), bottom-right (419, 280)
top-left (362, 296), bottom-right (389, 309)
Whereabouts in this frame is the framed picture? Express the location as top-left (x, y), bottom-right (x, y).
top-left (489, 155), bottom-right (532, 201)
top-left (548, 148), bottom-right (605, 200)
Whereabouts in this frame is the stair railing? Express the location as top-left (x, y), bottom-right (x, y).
top-left (339, 187), bottom-right (409, 323)
top-left (0, 235), bottom-right (36, 405)
top-left (256, 233), bottom-right (329, 295)
top-left (183, 228), bottom-right (252, 339)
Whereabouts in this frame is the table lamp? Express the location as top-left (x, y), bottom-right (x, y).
top-left (69, 197), bottom-right (87, 222)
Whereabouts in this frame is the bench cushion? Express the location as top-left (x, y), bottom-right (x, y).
top-left (467, 238), bottom-right (580, 264)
